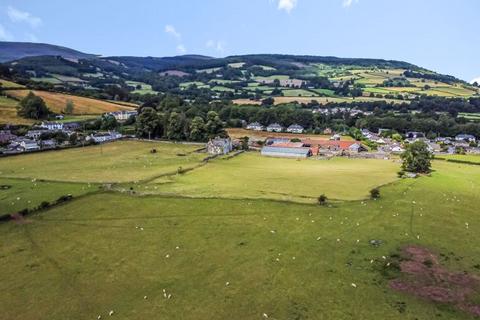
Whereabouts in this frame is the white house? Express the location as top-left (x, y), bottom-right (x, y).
top-left (107, 111), bottom-right (138, 121)
top-left (19, 139), bottom-right (40, 151)
top-left (455, 134), bottom-right (476, 143)
top-left (286, 124), bottom-right (304, 134)
top-left (90, 131), bottom-right (122, 143)
top-left (40, 122), bottom-right (64, 131)
top-left (25, 130), bottom-right (46, 140)
top-left (246, 122), bottom-right (264, 131)
top-left (266, 123), bottom-right (283, 133)
top-left (207, 138), bottom-right (233, 155)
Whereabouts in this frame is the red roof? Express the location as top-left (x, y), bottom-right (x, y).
top-left (301, 139), bottom-right (360, 150)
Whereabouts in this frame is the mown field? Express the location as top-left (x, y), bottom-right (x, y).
top-left (150, 153), bottom-right (399, 202)
top-left (1, 144), bottom-right (480, 319)
top-left (5, 90), bottom-right (137, 115)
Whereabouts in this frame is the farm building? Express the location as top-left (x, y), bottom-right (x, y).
top-left (286, 124), bottom-right (304, 134)
top-left (207, 138), bottom-right (233, 155)
top-left (246, 122), bottom-right (264, 131)
top-left (266, 123), bottom-right (283, 132)
top-left (261, 145), bottom-right (311, 158)
top-left (301, 139), bottom-right (366, 154)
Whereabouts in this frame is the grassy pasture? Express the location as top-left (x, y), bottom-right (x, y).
top-left (151, 153), bottom-right (400, 202)
top-left (126, 81), bottom-right (158, 95)
top-left (179, 81), bottom-right (209, 89)
top-left (5, 90), bottom-right (136, 115)
top-left (281, 89), bottom-right (318, 97)
top-left (0, 178), bottom-right (99, 216)
top-left (0, 141), bottom-right (205, 183)
top-left (211, 86), bottom-right (235, 92)
top-left (1, 160), bottom-right (480, 319)
top-left (0, 95), bottom-right (34, 125)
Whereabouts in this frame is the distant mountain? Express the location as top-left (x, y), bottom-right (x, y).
top-left (0, 41), bottom-right (97, 63)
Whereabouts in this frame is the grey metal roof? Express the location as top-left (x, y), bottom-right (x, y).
top-left (262, 146), bottom-right (310, 155)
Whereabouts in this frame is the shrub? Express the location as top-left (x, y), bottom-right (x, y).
top-left (39, 201), bottom-right (50, 209)
top-left (318, 194), bottom-right (328, 206)
top-left (370, 188), bottom-right (380, 199)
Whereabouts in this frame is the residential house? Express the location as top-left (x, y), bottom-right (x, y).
top-left (40, 122), bottom-right (64, 131)
top-left (90, 131), bottom-right (122, 143)
top-left (19, 139), bottom-right (40, 152)
top-left (286, 124), bottom-right (304, 134)
top-left (26, 130), bottom-right (47, 140)
top-left (266, 123), bottom-right (283, 133)
top-left (64, 122), bottom-right (81, 131)
top-left (246, 122), bottom-right (264, 131)
top-left (406, 131), bottom-right (425, 140)
top-left (0, 130), bottom-right (17, 144)
top-left (455, 134), bottom-right (476, 143)
top-left (107, 110), bottom-right (138, 121)
top-left (207, 138), bottom-right (233, 155)
top-left (40, 139), bottom-right (56, 149)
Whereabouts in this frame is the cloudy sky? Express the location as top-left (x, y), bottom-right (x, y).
top-left (0, 0), bottom-right (478, 82)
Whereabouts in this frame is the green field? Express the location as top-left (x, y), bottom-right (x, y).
top-left (1, 154), bottom-right (480, 319)
top-left (0, 141), bottom-right (205, 183)
top-left (126, 81), bottom-right (158, 95)
top-left (0, 178), bottom-right (99, 215)
top-left (281, 89), bottom-right (318, 97)
top-left (150, 153), bottom-right (400, 202)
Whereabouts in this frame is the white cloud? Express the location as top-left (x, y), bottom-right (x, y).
top-left (342, 0), bottom-right (359, 8)
top-left (25, 33), bottom-right (39, 42)
top-left (165, 24), bottom-right (181, 39)
top-left (277, 0), bottom-right (298, 13)
top-left (176, 44), bottom-right (187, 54)
top-left (7, 6), bottom-right (42, 28)
top-left (0, 24), bottom-right (13, 41)
top-left (470, 77), bottom-right (480, 85)
top-left (206, 40), bottom-right (226, 53)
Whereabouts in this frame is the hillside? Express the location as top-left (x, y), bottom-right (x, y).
top-left (4, 89), bottom-right (137, 115)
top-left (0, 41), bottom-right (97, 63)
top-left (1, 41), bottom-right (478, 106)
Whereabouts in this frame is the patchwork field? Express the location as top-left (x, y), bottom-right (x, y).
top-left (1, 156), bottom-right (480, 319)
top-left (5, 90), bottom-right (137, 115)
top-left (149, 153), bottom-right (400, 202)
top-left (0, 78), bottom-right (26, 89)
top-left (0, 141), bottom-right (206, 183)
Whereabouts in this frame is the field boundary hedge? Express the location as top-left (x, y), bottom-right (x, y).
top-left (435, 157), bottom-right (480, 166)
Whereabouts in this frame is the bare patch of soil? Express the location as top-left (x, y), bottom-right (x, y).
top-left (389, 245), bottom-right (480, 316)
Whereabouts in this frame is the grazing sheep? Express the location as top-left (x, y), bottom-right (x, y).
top-left (108, 310), bottom-right (114, 316)
top-left (351, 283), bottom-right (357, 288)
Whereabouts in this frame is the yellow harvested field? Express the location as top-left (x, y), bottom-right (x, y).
top-left (5, 90), bottom-right (137, 115)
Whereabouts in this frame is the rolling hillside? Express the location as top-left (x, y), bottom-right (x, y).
top-left (0, 41), bottom-right (97, 63)
top-left (5, 90), bottom-right (137, 115)
top-left (1, 41), bottom-right (478, 106)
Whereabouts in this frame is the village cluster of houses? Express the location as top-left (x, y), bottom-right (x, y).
top-left (246, 122), bottom-right (305, 134)
top-left (361, 129), bottom-right (479, 155)
top-left (0, 121), bottom-right (123, 155)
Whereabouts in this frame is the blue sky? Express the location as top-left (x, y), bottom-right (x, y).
top-left (0, 0), bottom-right (478, 82)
